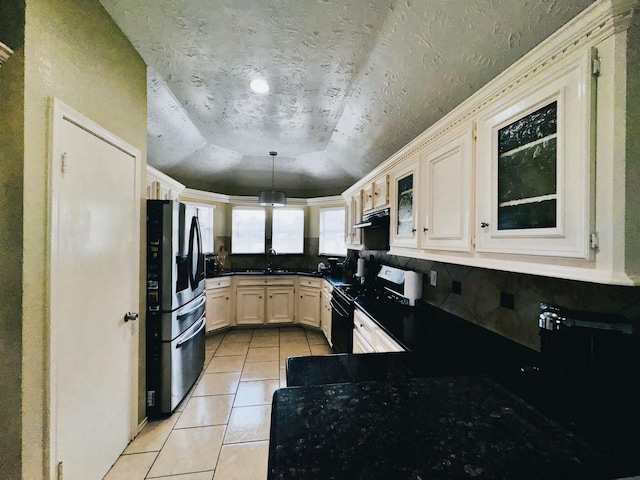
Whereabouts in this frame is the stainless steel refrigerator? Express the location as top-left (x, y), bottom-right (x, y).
top-left (146, 200), bottom-right (206, 417)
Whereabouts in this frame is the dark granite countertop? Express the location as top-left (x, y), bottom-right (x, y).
top-left (269, 375), bottom-right (605, 480)
top-left (205, 269), bottom-right (354, 285)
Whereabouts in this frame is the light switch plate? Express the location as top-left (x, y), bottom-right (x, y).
top-left (429, 270), bottom-right (437, 286)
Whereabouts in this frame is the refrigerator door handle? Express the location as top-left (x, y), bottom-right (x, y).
top-left (176, 316), bottom-right (206, 348)
top-left (176, 294), bottom-right (206, 321)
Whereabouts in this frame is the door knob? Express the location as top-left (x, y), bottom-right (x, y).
top-left (124, 312), bottom-right (139, 322)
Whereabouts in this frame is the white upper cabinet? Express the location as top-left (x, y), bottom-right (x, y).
top-left (363, 175), bottom-right (389, 212)
top-left (420, 125), bottom-right (474, 253)
top-left (345, 1), bottom-right (640, 285)
top-left (390, 158), bottom-right (419, 249)
top-left (475, 51), bottom-right (593, 259)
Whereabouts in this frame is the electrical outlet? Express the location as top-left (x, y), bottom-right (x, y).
top-left (500, 292), bottom-right (515, 310)
top-left (429, 270), bottom-right (437, 286)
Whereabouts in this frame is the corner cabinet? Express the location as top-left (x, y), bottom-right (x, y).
top-left (205, 277), bottom-right (233, 332)
top-left (390, 158), bottom-right (419, 249)
top-left (420, 125), bottom-right (474, 253)
top-left (475, 51), bottom-right (594, 259)
top-left (296, 277), bottom-right (323, 328)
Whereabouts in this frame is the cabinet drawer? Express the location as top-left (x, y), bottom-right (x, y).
top-left (298, 276), bottom-right (323, 289)
top-left (376, 329), bottom-right (404, 353)
top-left (322, 279), bottom-right (334, 295)
top-left (206, 277), bottom-right (231, 289)
top-left (353, 309), bottom-right (376, 347)
top-left (235, 276), bottom-right (295, 287)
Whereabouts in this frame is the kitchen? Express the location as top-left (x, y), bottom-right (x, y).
top-left (1, 0), bottom-right (639, 479)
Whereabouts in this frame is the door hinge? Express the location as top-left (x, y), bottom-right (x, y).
top-left (61, 152), bottom-right (68, 176)
top-left (57, 461), bottom-right (63, 480)
top-left (590, 232), bottom-right (599, 250)
top-left (591, 48), bottom-right (601, 77)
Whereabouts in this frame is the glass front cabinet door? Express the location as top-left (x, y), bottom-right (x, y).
top-left (390, 157), bottom-right (418, 249)
top-left (475, 52), bottom-right (594, 259)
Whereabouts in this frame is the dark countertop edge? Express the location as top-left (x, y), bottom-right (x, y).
top-left (206, 270), bottom-right (355, 286)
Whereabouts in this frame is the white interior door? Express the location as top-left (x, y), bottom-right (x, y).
top-left (49, 99), bottom-right (140, 480)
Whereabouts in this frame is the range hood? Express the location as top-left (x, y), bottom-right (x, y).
top-left (354, 208), bottom-right (390, 229)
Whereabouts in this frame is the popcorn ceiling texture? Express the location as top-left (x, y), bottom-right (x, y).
top-left (100, 0), bottom-right (595, 196)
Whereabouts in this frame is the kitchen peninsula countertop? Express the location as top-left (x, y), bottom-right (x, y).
top-left (269, 374), bottom-right (605, 480)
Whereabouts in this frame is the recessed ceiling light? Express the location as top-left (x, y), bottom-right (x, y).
top-left (249, 78), bottom-right (270, 94)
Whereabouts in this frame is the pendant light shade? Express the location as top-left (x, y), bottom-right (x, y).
top-left (259, 151), bottom-right (287, 207)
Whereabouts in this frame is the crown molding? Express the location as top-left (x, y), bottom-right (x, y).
top-left (146, 165), bottom-right (185, 191)
top-left (0, 41), bottom-right (13, 65)
top-left (181, 187), bottom-right (229, 204)
top-left (343, 0), bottom-right (640, 196)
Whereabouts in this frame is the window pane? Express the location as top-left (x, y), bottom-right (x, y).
top-left (272, 209), bottom-right (304, 254)
top-left (196, 206), bottom-right (215, 253)
top-left (232, 207), bottom-right (265, 253)
top-left (320, 207), bottom-right (346, 256)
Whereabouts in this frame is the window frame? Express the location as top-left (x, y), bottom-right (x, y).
top-left (231, 206), bottom-right (266, 254)
top-left (319, 206), bottom-right (347, 256)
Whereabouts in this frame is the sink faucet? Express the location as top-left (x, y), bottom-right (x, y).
top-left (266, 247), bottom-right (276, 271)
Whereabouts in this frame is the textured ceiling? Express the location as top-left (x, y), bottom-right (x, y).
top-left (99, 0), bottom-right (595, 197)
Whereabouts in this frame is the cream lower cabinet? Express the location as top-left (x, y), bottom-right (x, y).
top-left (205, 277), bottom-right (233, 332)
top-left (354, 307), bottom-right (405, 354)
top-left (296, 277), bottom-right (323, 328)
top-left (235, 276), bottom-right (295, 325)
top-left (235, 287), bottom-right (266, 325)
top-left (320, 280), bottom-right (333, 346)
top-left (266, 287), bottom-right (295, 324)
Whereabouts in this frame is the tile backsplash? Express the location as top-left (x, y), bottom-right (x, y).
top-left (214, 236), bottom-right (339, 272)
top-left (360, 249), bottom-right (640, 351)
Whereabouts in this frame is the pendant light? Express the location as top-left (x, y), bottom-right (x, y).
top-left (259, 151), bottom-right (287, 207)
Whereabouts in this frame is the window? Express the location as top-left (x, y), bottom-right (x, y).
top-left (272, 208), bottom-right (304, 254)
top-left (319, 207), bottom-right (346, 256)
top-left (195, 205), bottom-right (215, 253)
top-left (232, 207), bottom-right (265, 254)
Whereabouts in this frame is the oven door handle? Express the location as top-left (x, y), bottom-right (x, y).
top-left (330, 298), bottom-right (350, 317)
top-left (176, 316), bottom-right (206, 348)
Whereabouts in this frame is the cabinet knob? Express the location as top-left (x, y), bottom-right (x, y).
top-left (423, 227), bottom-right (428, 232)
top-left (411, 228), bottom-right (417, 233)
top-left (480, 222), bottom-right (489, 228)
top-left (269, 295), bottom-right (272, 298)
top-left (225, 297), bottom-right (229, 300)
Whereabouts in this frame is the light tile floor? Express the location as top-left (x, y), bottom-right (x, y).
top-left (104, 326), bottom-right (331, 480)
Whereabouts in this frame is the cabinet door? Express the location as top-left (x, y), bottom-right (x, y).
top-left (362, 184), bottom-right (374, 212)
top-left (373, 175), bottom-right (389, 209)
top-left (235, 287), bottom-right (265, 325)
top-left (353, 328), bottom-right (374, 354)
top-left (320, 292), bottom-right (332, 346)
top-left (206, 287), bottom-right (232, 332)
top-left (390, 159), bottom-right (419, 248)
top-left (476, 53), bottom-right (592, 258)
top-left (345, 192), bottom-right (363, 247)
top-left (266, 287), bottom-right (295, 324)
top-left (420, 126), bottom-right (473, 252)
top-left (297, 286), bottom-right (321, 328)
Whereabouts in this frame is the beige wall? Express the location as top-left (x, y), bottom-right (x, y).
top-left (21, 0), bottom-right (147, 477)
